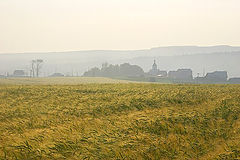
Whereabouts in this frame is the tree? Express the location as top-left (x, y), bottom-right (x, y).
top-left (83, 67), bottom-right (101, 77)
top-left (83, 63), bottom-right (144, 78)
top-left (36, 59), bottom-right (43, 77)
top-left (119, 63), bottom-right (144, 77)
top-left (31, 60), bottom-right (36, 77)
top-left (31, 59), bottom-right (44, 77)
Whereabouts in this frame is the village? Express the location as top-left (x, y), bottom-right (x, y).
top-left (146, 60), bottom-right (240, 84)
top-left (82, 60), bottom-right (240, 84)
top-left (1, 59), bottom-right (240, 84)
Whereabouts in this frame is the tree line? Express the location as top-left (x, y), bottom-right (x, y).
top-left (83, 63), bottom-right (144, 77)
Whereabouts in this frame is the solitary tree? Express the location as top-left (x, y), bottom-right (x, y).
top-left (31, 59), bottom-right (44, 77)
top-left (36, 59), bottom-right (43, 77)
top-left (31, 60), bottom-right (36, 77)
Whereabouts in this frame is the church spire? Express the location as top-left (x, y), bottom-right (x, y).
top-left (152, 59), bottom-right (157, 70)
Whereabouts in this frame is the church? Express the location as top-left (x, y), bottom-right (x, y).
top-left (148, 60), bottom-right (167, 77)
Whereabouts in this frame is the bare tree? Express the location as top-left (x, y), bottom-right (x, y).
top-left (31, 60), bottom-right (36, 77)
top-left (36, 59), bottom-right (43, 77)
top-left (31, 59), bottom-right (44, 77)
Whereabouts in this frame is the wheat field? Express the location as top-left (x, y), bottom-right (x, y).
top-left (0, 77), bottom-right (131, 85)
top-left (0, 79), bottom-right (240, 159)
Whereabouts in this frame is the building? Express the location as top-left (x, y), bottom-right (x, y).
top-left (13, 70), bottom-right (25, 77)
top-left (148, 60), bottom-right (167, 77)
top-left (49, 73), bottom-right (65, 77)
top-left (205, 71), bottom-right (228, 82)
top-left (228, 78), bottom-right (240, 84)
top-left (148, 60), bottom-right (158, 75)
top-left (168, 69), bottom-right (193, 81)
top-left (168, 71), bottom-right (177, 79)
top-left (194, 71), bottom-right (228, 83)
top-left (158, 71), bottom-right (168, 77)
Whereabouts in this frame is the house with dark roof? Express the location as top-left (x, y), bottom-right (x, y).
top-left (205, 71), bottom-right (228, 82)
top-left (13, 70), bottom-right (25, 77)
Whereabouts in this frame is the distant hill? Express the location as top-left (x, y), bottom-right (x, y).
top-left (146, 45), bottom-right (240, 56)
top-left (0, 45), bottom-right (240, 77)
top-left (1, 45), bottom-right (240, 56)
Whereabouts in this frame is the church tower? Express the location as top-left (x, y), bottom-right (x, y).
top-left (149, 59), bottom-right (167, 77)
top-left (152, 60), bottom-right (158, 71)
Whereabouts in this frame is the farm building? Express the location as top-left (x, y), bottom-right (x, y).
top-left (168, 69), bottom-right (193, 81)
top-left (13, 70), bottom-right (25, 77)
top-left (205, 71), bottom-right (228, 82)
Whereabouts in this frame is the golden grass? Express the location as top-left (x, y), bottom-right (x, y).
top-left (0, 83), bottom-right (240, 159)
top-left (0, 77), bottom-right (131, 85)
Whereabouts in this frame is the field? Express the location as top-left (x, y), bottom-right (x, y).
top-left (0, 77), bottom-right (130, 85)
top-left (0, 78), bottom-right (240, 159)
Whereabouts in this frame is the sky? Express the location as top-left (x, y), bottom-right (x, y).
top-left (0, 0), bottom-right (239, 53)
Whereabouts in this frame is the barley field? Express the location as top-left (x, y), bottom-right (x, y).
top-left (0, 79), bottom-right (240, 159)
top-left (0, 77), bottom-right (130, 85)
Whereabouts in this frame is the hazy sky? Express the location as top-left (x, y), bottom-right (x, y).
top-left (0, 0), bottom-right (239, 53)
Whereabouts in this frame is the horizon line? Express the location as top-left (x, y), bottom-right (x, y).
top-left (0, 45), bottom-right (239, 55)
